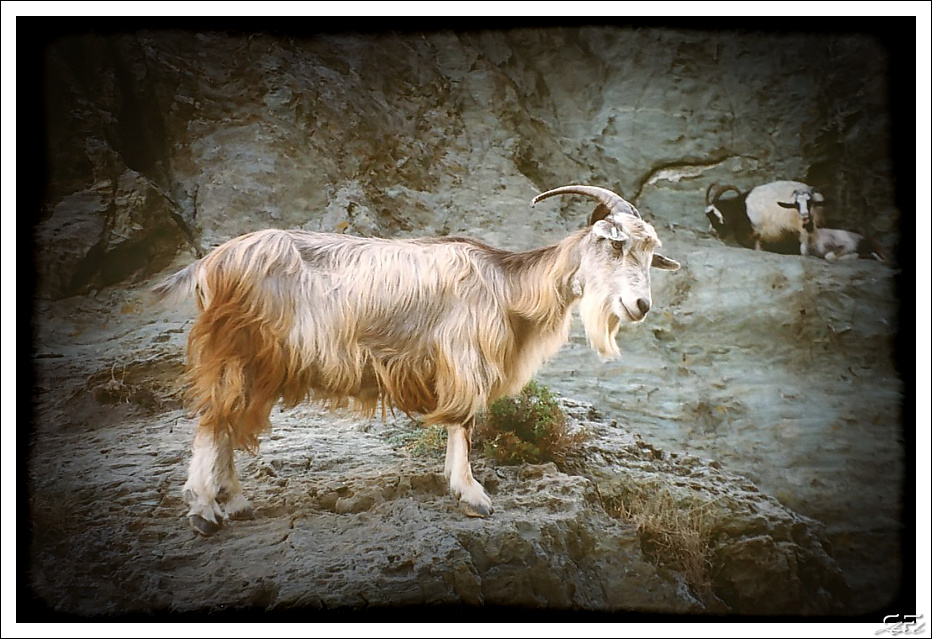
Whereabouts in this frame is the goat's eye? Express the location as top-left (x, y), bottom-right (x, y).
top-left (610, 239), bottom-right (626, 252)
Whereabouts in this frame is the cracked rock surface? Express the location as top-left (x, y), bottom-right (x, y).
top-left (27, 357), bottom-right (849, 616)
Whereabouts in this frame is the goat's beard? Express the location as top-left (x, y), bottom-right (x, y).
top-left (578, 293), bottom-right (622, 359)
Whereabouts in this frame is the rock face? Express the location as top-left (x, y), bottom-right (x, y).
top-left (34, 27), bottom-right (903, 297)
top-left (28, 26), bottom-right (907, 617)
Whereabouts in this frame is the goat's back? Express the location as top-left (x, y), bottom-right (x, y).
top-left (156, 230), bottom-right (525, 424)
top-left (745, 181), bottom-right (826, 241)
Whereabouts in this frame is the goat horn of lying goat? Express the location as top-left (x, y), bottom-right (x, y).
top-left (706, 182), bottom-right (742, 205)
top-left (530, 185), bottom-right (641, 224)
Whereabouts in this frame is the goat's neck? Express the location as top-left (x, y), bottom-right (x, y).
top-left (499, 231), bottom-right (583, 329)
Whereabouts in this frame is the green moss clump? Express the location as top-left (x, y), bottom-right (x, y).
top-left (476, 380), bottom-right (586, 465)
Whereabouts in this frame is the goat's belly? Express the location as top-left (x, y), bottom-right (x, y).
top-left (289, 355), bottom-right (441, 418)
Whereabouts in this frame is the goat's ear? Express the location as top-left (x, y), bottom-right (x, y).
top-left (652, 254), bottom-right (680, 271)
top-left (591, 220), bottom-right (627, 242)
top-left (776, 200), bottom-right (797, 209)
top-left (705, 208), bottom-right (725, 230)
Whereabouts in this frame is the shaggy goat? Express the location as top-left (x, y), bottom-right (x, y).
top-left (705, 180), bottom-right (826, 255)
top-left (152, 185), bottom-right (680, 535)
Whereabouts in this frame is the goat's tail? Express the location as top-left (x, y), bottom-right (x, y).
top-left (150, 261), bottom-right (203, 306)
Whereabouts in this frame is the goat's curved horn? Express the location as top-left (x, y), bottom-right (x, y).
top-left (705, 182), bottom-right (720, 205)
top-left (531, 185), bottom-right (641, 224)
top-left (706, 182), bottom-right (741, 204)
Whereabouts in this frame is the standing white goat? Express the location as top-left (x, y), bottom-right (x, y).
top-left (705, 180), bottom-right (826, 255)
top-left (152, 185), bottom-right (679, 535)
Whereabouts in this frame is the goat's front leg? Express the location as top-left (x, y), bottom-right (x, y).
top-left (445, 420), bottom-right (493, 517)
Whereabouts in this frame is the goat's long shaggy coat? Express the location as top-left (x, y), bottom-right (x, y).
top-left (154, 229), bottom-right (587, 451)
top-left (154, 185), bottom-right (679, 532)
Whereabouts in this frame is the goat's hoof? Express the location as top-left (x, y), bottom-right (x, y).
top-left (227, 505), bottom-right (255, 521)
top-left (460, 500), bottom-right (493, 518)
top-left (224, 493), bottom-right (255, 521)
top-left (189, 514), bottom-right (222, 536)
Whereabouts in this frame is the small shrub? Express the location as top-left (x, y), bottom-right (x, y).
top-left (388, 422), bottom-right (447, 460)
top-left (406, 424), bottom-right (447, 459)
top-left (476, 380), bottom-right (586, 465)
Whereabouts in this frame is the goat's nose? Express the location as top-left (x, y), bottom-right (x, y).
top-left (636, 298), bottom-right (651, 316)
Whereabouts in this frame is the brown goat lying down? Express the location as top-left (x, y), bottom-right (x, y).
top-left (152, 185), bottom-right (679, 535)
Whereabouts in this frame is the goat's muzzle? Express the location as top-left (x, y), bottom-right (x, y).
top-left (620, 297), bottom-right (651, 322)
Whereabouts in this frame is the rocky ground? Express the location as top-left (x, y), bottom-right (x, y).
top-left (24, 26), bottom-right (912, 619)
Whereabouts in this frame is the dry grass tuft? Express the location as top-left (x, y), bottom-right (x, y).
top-left (612, 483), bottom-right (720, 594)
top-left (89, 363), bottom-right (160, 410)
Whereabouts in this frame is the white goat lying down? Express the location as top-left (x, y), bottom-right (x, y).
top-left (805, 226), bottom-right (887, 261)
top-left (152, 185), bottom-right (680, 535)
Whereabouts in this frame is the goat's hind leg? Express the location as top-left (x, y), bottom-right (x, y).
top-left (183, 424), bottom-right (232, 536)
top-left (445, 420), bottom-right (493, 517)
top-left (216, 399), bottom-right (274, 522)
